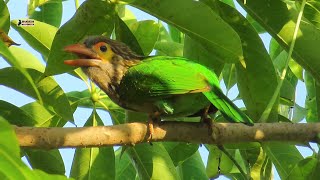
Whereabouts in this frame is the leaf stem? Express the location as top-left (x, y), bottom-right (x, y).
top-left (259, 0), bottom-right (306, 122)
top-left (218, 145), bottom-right (249, 179)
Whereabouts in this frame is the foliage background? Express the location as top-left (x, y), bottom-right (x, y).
top-left (1, 0), bottom-right (320, 179)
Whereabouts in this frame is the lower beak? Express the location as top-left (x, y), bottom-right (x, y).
top-left (64, 59), bottom-right (101, 67)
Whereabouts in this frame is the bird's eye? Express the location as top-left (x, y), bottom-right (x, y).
top-left (100, 45), bottom-right (107, 52)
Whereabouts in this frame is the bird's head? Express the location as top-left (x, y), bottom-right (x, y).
top-left (64, 36), bottom-right (143, 67)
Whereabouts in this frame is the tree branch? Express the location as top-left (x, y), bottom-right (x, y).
top-left (15, 122), bottom-right (320, 149)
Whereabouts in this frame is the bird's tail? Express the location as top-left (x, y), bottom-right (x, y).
top-left (203, 89), bottom-right (253, 125)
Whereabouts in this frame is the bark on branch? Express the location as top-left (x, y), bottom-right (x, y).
top-left (15, 122), bottom-right (320, 149)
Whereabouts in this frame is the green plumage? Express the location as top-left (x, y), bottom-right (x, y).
top-left (64, 36), bottom-right (253, 126)
top-left (118, 56), bottom-right (253, 125)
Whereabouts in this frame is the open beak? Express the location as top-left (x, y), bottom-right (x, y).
top-left (64, 44), bottom-right (101, 67)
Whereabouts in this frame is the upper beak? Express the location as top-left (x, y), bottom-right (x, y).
top-left (64, 44), bottom-right (101, 67)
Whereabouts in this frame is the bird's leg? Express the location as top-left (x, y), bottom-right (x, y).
top-left (200, 105), bottom-right (217, 135)
top-left (147, 111), bottom-right (161, 142)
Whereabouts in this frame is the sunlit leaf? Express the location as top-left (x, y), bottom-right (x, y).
top-left (0, 0), bottom-right (10, 32)
top-left (126, 0), bottom-right (243, 63)
top-left (70, 110), bottom-right (115, 179)
top-left (263, 142), bottom-right (303, 179)
top-left (177, 151), bottom-right (208, 179)
top-left (11, 19), bottom-right (57, 59)
top-left (30, 0), bottom-right (62, 27)
top-left (45, 0), bottom-right (116, 75)
top-left (213, 1), bottom-right (278, 121)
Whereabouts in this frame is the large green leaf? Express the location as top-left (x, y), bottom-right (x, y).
top-left (24, 149), bottom-right (65, 175)
top-left (9, 46), bottom-right (45, 72)
top-left (162, 142), bottom-right (199, 166)
top-left (0, 0), bottom-right (10, 33)
top-left (115, 15), bottom-right (144, 55)
top-left (126, 143), bottom-right (179, 180)
top-left (115, 148), bottom-right (137, 180)
top-left (0, 100), bottom-right (36, 126)
top-left (183, 35), bottom-right (224, 75)
top-left (177, 151), bottom-right (208, 180)
top-left (240, 147), bottom-right (272, 180)
top-left (304, 71), bottom-right (320, 122)
top-left (222, 63), bottom-right (237, 91)
top-left (0, 39), bottom-right (42, 103)
top-left (0, 117), bottom-right (68, 179)
top-left (128, 20), bottom-right (160, 55)
top-left (30, 0), bottom-right (62, 28)
top-left (45, 0), bottom-right (115, 75)
top-left (11, 19), bottom-right (58, 59)
top-left (286, 157), bottom-right (320, 180)
top-left (70, 110), bottom-right (115, 180)
top-left (213, 2), bottom-right (279, 121)
top-left (206, 145), bottom-right (234, 178)
top-left (237, 0), bottom-right (320, 83)
top-left (20, 102), bottom-right (64, 127)
top-left (126, 0), bottom-right (243, 63)
top-left (154, 41), bottom-right (183, 57)
top-left (263, 142), bottom-right (303, 179)
top-left (0, 68), bottom-right (73, 121)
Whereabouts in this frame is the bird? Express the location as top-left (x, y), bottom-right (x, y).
top-left (64, 36), bottom-right (253, 141)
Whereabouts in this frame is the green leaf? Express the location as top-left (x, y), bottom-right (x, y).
top-left (240, 147), bottom-right (272, 180)
top-left (20, 102), bottom-right (61, 127)
top-left (238, 0), bottom-right (320, 83)
top-left (292, 103), bottom-right (306, 123)
top-left (0, 0), bottom-right (10, 32)
top-left (11, 19), bottom-right (58, 58)
top-left (246, 15), bottom-right (265, 33)
top-left (0, 100), bottom-right (36, 126)
top-left (115, 148), bottom-right (137, 180)
top-left (0, 117), bottom-right (68, 179)
top-left (115, 15), bottom-right (144, 55)
top-left (45, 0), bottom-right (115, 75)
top-left (24, 149), bottom-right (65, 175)
top-left (126, 143), bottom-right (179, 180)
top-left (168, 25), bottom-right (183, 43)
top-left (222, 63), bottom-right (237, 90)
top-left (28, 0), bottom-right (48, 15)
top-left (129, 20), bottom-right (160, 55)
top-left (127, 0), bottom-right (243, 63)
top-left (9, 46), bottom-right (45, 72)
top-left (263, 142), bottom-right (303, 179)
top-left (70, 110), bottom-right (115, 180)
top-left (66, 90), bottom-right (121, 110)
top-left (30, 0), bottom-right (62, 27)
top-left (304, 71), bottom-right (320, 122)
top-left (206, 145), bottom-right (234, 178)
top-left (303, 1), bottom-right (320, 28)
top-left (0, 39), bottom-right (43, 103)
top-left (272, 50), bottom-right (298, 105)
top-left (213, 2), bottom-right (279, 121)
top-left (154, 41), bottom-right (183, 56)
top-left (0, 68), bottom-right (73, 122)
top-left (286, 157), bottom-right (320, 180)
top-left (118, 5), bottom-right (137, 25)
top-left (177, 151), bottom-right (208, 180)
top-left (162, 142), bottom-right (199, 166)
top-left (183, 35), bottom-right (224, 75)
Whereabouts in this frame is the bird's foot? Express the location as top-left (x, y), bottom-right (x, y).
top-left (147, 118), bottom-right (154, 143)
top-left (203, 117), bottom-right (213, 136)
top-left (147, 112), bottom-right (161, 144)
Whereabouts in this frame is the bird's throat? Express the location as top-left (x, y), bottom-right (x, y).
top-left (83, 58), bottom-right (140, 106)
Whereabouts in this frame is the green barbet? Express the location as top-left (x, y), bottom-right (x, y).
top-left (64, 36), bottom-right (253, 140)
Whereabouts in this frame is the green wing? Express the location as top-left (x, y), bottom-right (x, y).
top-left (120, 56), bottom-right (253, 124)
